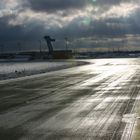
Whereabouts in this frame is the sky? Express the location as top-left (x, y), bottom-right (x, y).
top-left (0, 0), bottom-right (140, 52)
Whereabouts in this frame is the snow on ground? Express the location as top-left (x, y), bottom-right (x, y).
top-left (0, 60), bottom-right (78, 80)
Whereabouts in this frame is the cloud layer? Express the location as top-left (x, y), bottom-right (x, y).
top-left (0, 0), bottom-right (140, 51)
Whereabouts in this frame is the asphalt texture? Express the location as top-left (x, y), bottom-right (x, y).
top-left (0, 58), bottom-right (140, 140)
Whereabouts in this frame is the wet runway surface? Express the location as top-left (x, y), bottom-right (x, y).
top-left (0, 58), bottom-right (140, 140)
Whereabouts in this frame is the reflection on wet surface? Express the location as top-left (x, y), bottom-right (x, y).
top-left (0, 58), bottom-right (140, 140)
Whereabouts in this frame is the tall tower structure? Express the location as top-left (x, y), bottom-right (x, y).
top-left (44, 36), bottom-right (55, 56)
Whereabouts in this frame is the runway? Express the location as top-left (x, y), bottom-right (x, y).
top-left (0, 58), bottom-right (140, 140)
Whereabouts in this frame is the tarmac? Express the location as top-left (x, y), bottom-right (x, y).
top-left (0, 58), bottom-right (140, 140)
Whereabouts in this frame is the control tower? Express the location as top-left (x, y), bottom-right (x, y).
top-left (44, 36), bottom-right (55, 56)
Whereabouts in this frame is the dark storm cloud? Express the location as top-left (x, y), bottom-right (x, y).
top-left (0, 15), bottom-right (48, 52)
top-left (26, 0), bottom-right (88, 12)
top-left (53, 8), bottom-right (140, 39)
top-left (0, 19), bottom-right (45, 42)
top-left (91, 0), bottom-right (126, 5)
top-left (25, 0), bottom-right (138, 13)
top-left (1, 7), bottom-right (140, 47)
top-left (0, 0), bottom-right (140, 52)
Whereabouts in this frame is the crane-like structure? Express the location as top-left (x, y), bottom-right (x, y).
top-left (44, 36), bottom-right (55, 56)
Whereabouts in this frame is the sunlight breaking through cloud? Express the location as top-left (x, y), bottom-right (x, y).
top-left (1, 0), bottom-right (140, 51)
top-left (100, 3), bottom-right (139, 18)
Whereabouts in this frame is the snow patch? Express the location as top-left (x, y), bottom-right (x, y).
top-left (0, 61), bottom-right (76, 80)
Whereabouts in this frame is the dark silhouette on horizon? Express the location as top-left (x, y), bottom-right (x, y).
top-left (44, 36), bottom-right (55, 56)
